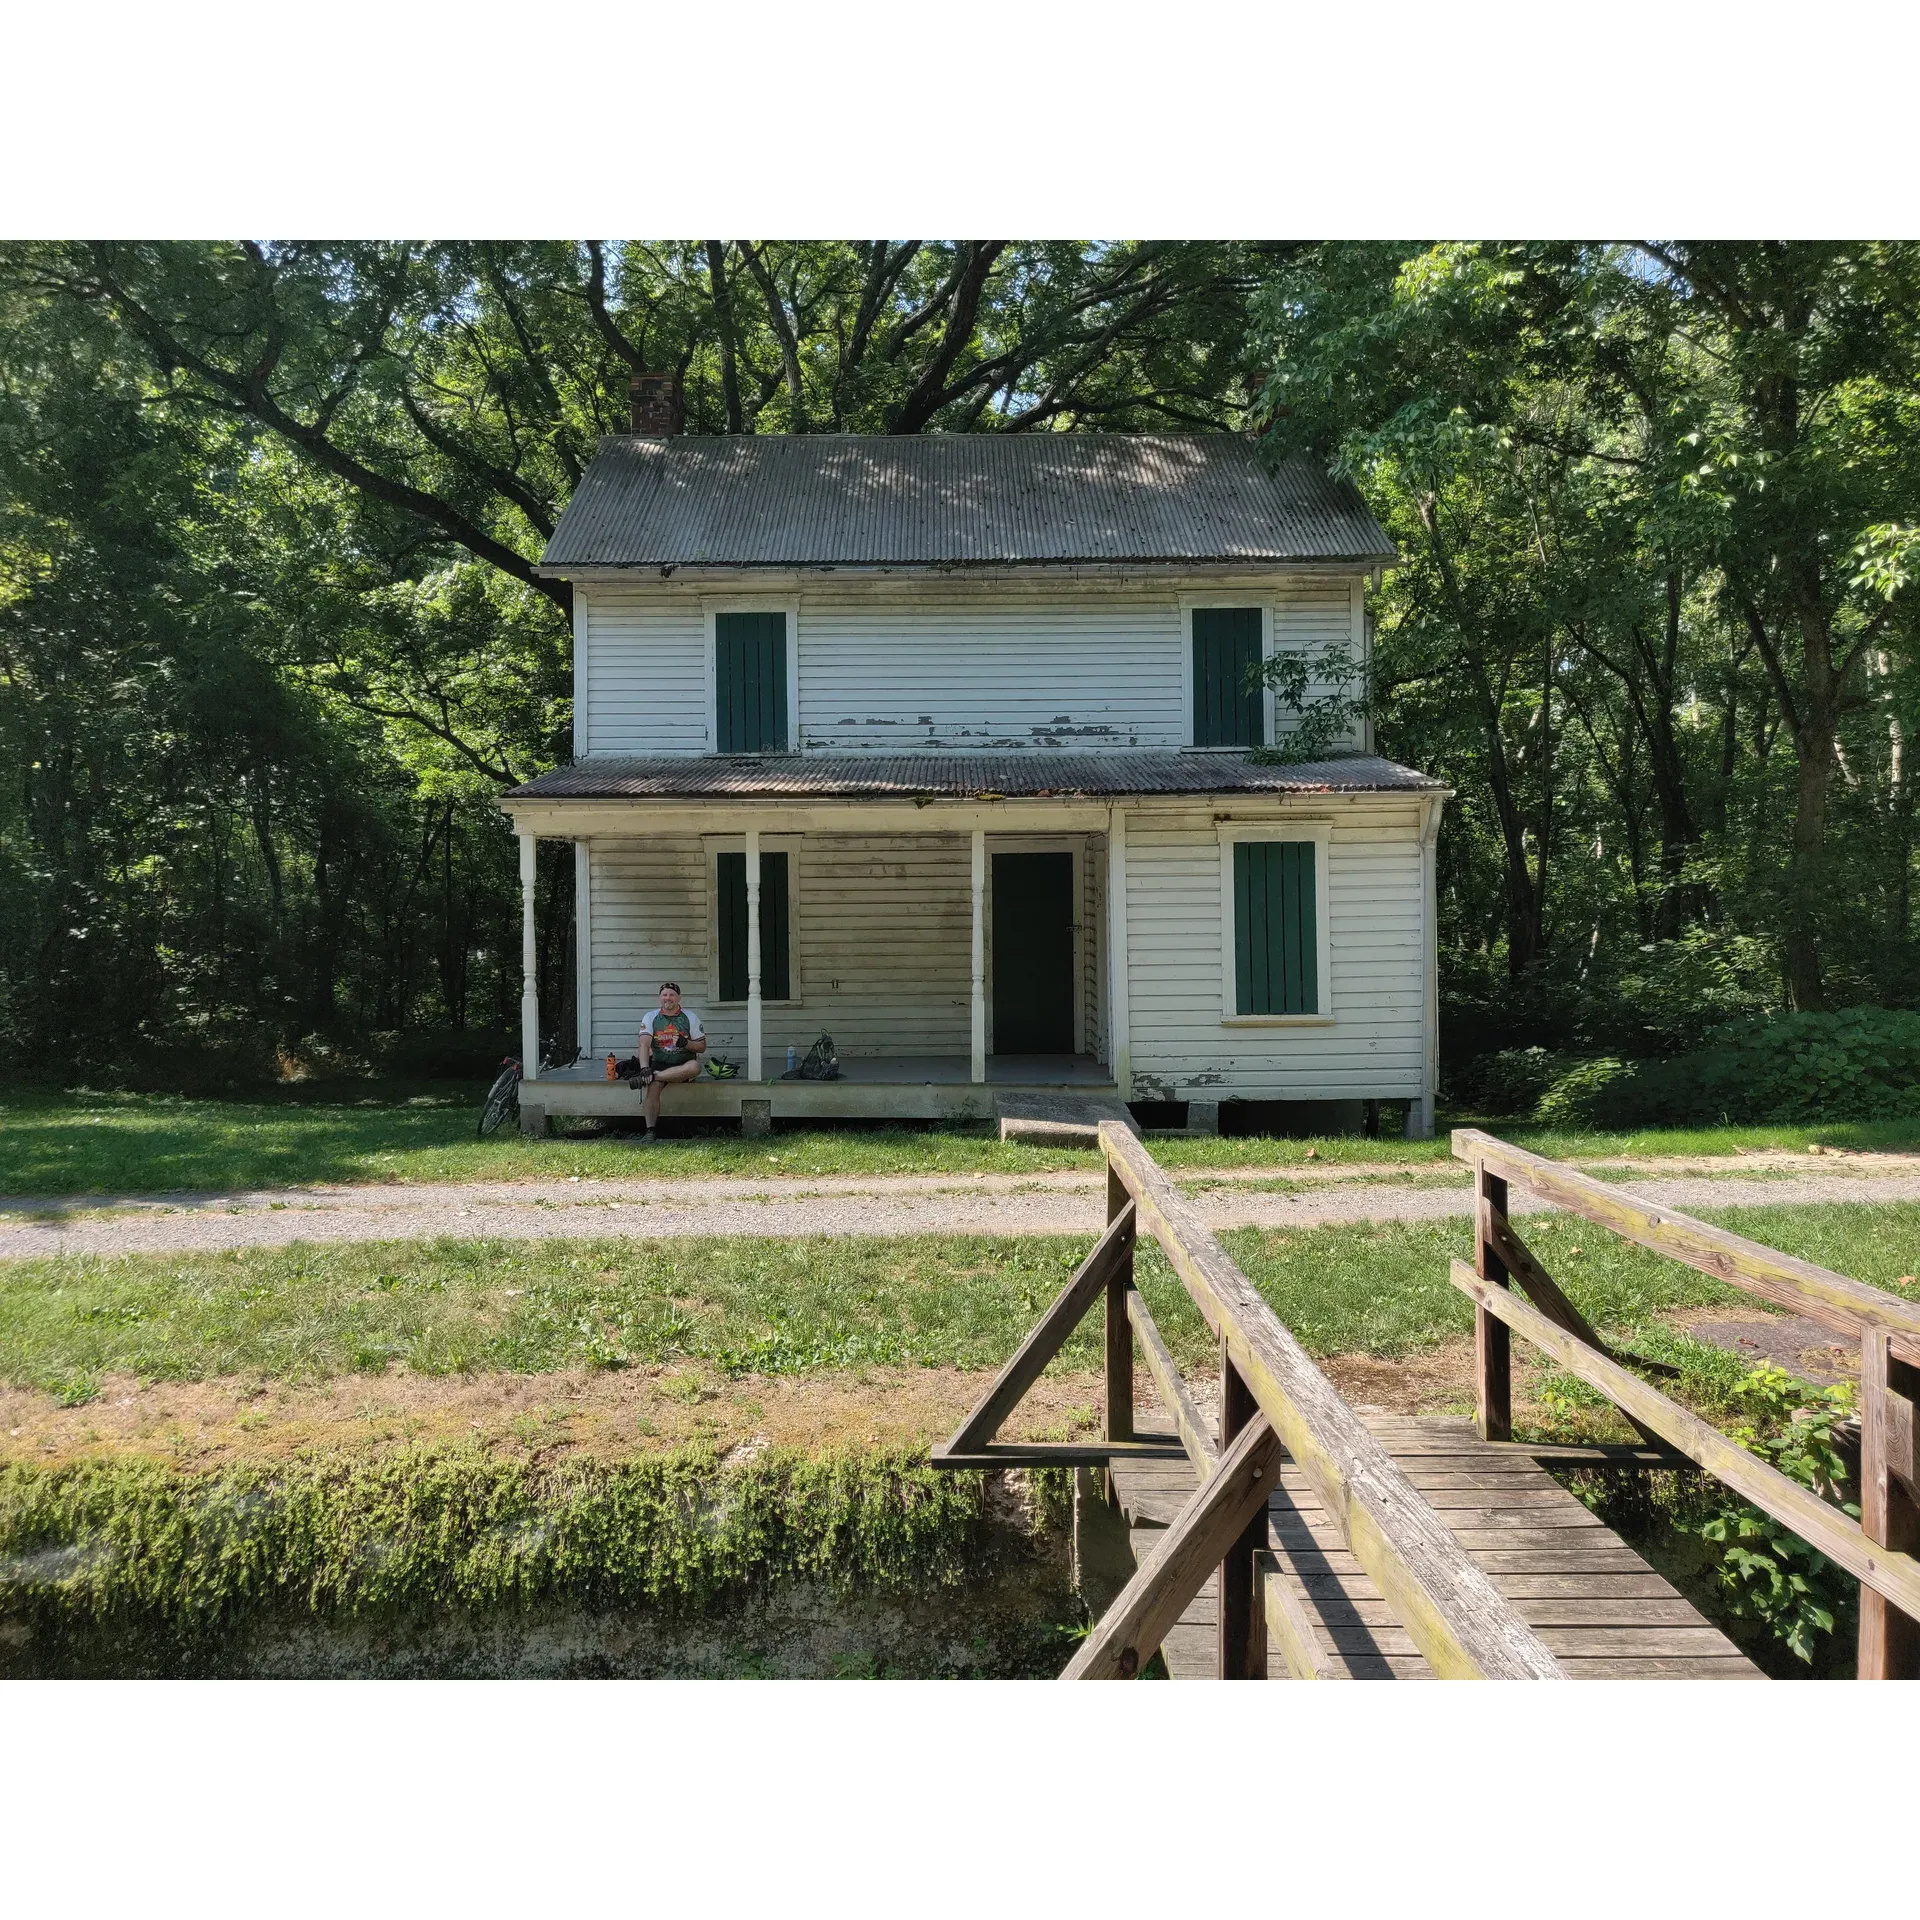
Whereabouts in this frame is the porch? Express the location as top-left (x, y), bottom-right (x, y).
top-left (507, 789), bottom-right (1127, 1126)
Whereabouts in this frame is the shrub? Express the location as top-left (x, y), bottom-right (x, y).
top-left (1448, 1046), bottom-right (1567, 1116)
top-left (1611, 1008), bottom-right (1920, 1124)
top-left (1533, 1056), bottom-right (1634, 1126)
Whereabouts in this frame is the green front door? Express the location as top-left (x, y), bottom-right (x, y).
top-left (992, 852), bottom-right (1075, 1054)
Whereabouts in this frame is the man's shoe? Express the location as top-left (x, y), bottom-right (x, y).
top-left (631, 1129), bottom-right (659, 1147)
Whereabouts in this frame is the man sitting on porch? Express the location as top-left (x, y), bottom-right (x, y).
top-left (632, 982), bottom-right (706, 1144)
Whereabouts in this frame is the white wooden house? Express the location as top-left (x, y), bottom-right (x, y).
top-left (501, 378), bottom-right (1446, 1137)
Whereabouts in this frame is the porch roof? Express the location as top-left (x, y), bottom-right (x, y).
top-left (503, 751), bottom-right (1444, 803)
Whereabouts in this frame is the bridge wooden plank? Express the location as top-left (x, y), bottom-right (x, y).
top-left (1105, 1409), bottom-right (1760, 1681)
top-left (1557, 1657), bottom-right (1763, 1679)
top-left (1274, 1592), bottom-right (1710, 1629)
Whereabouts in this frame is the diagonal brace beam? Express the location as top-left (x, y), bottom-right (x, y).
top-left (1486, 1210), bottom-right (1678, 1378)
top-left (937, 1201), bottom-right (1136, 1459)
top-left (1062, 1415), bottom-right (1281, 1679)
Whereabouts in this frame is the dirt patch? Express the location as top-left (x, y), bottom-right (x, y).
top-left (1321, 1339), bottom-right (1479, 1416)
top-left (0, 1338), bottom-right (1614, 1469)
top-left (0, 1365), bottom-right (1114, 1470)
top-left (1663, 1307), bottom-right (1861, 1386)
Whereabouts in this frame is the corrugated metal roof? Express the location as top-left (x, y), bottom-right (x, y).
top-left (503, 752), bottom-right (1443, 803)
top-left (538, 435), bottom-right (1396, 572)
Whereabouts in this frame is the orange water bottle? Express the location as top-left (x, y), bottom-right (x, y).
top-left (605, 1052), bottom-right (617, 1081)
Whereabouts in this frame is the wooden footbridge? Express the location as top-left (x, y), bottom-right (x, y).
top-left (931, 1124), bottom-right (1920, 1680)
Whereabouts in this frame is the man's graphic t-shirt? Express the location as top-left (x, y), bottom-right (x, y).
top-left (641, 1008), bottom-right (704, 1065)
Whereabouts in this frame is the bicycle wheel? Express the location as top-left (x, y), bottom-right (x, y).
top-left (477, 1067), bottom-right (520, 1138)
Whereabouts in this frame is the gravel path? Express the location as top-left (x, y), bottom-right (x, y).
top-left (5, 1165), bottom-right (1920, 1257)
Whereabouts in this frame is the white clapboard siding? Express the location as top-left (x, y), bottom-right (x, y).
top-left (576, 575), bottom-right (1369, 757)
top-left (580, 592), bottom-right (709, 756)
top-left (1124, 798), bottom-right (1427, 1101)
top-left (590, 833), bottom-right (975, 1062)
top-left (799, 585), bottom-right (1177, 750)
top-left (795, 835), bottom-right (972, 1057)
top-left (587, 838), bottom-right (710, 1057)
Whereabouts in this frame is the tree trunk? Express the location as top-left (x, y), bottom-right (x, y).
top-left (704, 242), bottom-right (745, 432)
top-left (1416, 493), bottom-right (1544, 973)
top-left (1783, 735), bottom-right (1834, 1009)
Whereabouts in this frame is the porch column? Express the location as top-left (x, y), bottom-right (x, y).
top-left (746, 827), bottom-right (763, 1084)
top-left (518, 831), bottom-right (540, 1080)
top-left (969, 827), bottom-right (986, 1083)
top-left (1106, 807), bottom-right (1130, 1097)
top-left (573, 840), bottom-right (592, 1058)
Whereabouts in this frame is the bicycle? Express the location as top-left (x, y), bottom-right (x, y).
top-left (477, 1037), bottom-right (578, 1138)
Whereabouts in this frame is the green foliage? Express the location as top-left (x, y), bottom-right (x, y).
top-left (1255, 240), bottom-right (1920, 1033)
top-left (0, 1444), bottom-right (1011, 1633)
top-left (10, 239), bottom-right (1920, 1083)
top-left (1600, 1009), bottom-right (1920, 1123)
top-left (1252, 639), bottom-right (1372, 764)
top-left (1447, 1045), bottom-right (1569, 1117)
top-left (1533, 1057), bottom-right (1633, 1126)
top-left (1682, 1366), bottom-right (1858, 1665)
top-left (0, 241), bottom-right (1270, 1078)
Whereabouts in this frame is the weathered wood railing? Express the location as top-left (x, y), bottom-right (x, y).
top-left (932, 1122), bottom-right (1565, 1680)
top-left (1452, 1128), bottom-right (1920, 1680)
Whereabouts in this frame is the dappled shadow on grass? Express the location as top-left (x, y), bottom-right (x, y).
top-left (0, 1089), bottom-right (488, 1197)
top-left (0, 1091), bottom-right (1082, 1197)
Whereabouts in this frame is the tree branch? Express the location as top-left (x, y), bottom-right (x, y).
top-left (888, 242), bottom-right (1007, 434)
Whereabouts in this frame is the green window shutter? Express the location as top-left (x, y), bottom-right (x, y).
top-left (715, 612), bottom-right (789, 753)
top-left (1192, 607), bottom-right (1264, 747)
top-left (1233, 840), bottom-right (1318, 1015)
top-left (717, 851), bottom-right (790, 1000)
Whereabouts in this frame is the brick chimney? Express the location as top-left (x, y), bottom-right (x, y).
top-left (629, 372), bottom-right (683, 436)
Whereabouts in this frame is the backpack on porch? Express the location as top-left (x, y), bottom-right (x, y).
top-left (781, 1032), bottom-right (840, 1081)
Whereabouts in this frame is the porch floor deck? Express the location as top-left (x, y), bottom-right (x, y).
top-left (523, 1053), bottom-right (1118, 1123)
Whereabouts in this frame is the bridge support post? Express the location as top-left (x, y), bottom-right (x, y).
top-left (1217, 1343), bottom-right (1268, 1679)
top-left (1474, 1164), bottom-right (1513, 1443)
top-left (1104, 1165), bottom-right (1135, 1452)
top-left (1859, 1329), bottom-right (1920, 1679)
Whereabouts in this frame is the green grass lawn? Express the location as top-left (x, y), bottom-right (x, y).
top-left (6, 1199), bottom-right (1914, 1405)
top-left (7, 1086), bottom-right (1920, 1197)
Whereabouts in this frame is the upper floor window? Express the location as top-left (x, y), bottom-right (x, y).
top-left (1190, 606), bottom-right (1265, 748)
top-left (714, 611), bottom-right (790, 753)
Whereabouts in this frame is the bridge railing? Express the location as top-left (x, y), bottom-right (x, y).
top-left (934, 1120), bottom-right (1565, 1679)
top-left (1452, 1128), bottom-right (1920, 1679)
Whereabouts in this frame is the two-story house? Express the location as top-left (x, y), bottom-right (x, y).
top-left (501, 375), bottom-right (1446, 1138)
